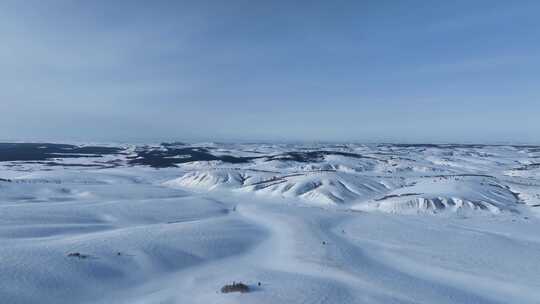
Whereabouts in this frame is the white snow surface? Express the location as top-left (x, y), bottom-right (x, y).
top-left (1, 143), bottom-right (540, 303)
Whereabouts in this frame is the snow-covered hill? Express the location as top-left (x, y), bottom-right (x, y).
top-left (353, 176), bottom-right (520, 214)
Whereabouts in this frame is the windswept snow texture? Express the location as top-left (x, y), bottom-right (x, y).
top-left (1, 142), bottom-right (540, 303)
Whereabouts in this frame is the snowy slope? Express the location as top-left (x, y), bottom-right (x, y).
top-left (1, 142), bottom-right (540, 304)
top-left (354, 175), bottom-right (521, 214)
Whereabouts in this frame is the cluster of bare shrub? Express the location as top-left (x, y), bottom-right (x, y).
top-left (221, 282), bottom-right (250, 293)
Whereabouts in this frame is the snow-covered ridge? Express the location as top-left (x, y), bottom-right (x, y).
top-left (353, 176), bottom-right (520, 214)
top-left (2, 142), bottom-right (539, 213)
top-left (165, 170), bottom-right (393, 205)
top-left (154, 143), bottom-right (540, 214)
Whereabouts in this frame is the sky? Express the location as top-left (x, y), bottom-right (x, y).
top-left (0, 0), bottom-right (539, 144)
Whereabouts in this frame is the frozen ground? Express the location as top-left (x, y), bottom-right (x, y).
top-left (1, 142), bottom-right (539, 303)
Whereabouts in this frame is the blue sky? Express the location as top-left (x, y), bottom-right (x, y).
top-left (1, 0), bottom-right (539, 143)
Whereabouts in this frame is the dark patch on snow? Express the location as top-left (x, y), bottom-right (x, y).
top-left (128, 146), bottom-right (253, 168)
top-left (0, 143), bottom-right (124, 162)
top-left (264, 151), bottom-right (378, 163)
top-left (129, 147), bottom-right (382, 168)
top-left (375, 193), bottom-right (423, 201)
top-left (514, 163), bottom-right (540, 171)
top-left (26, 161), bottom-right (112, 168)
top-left (67, 252), bottom-right (90, 259)
top-left (161, 141), bottom-right (186, 147)
top-left (221, 282), bottom-right (250, 293)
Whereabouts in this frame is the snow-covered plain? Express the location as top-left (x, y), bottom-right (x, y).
top-left (1, 142), bottom-right (540, 303)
